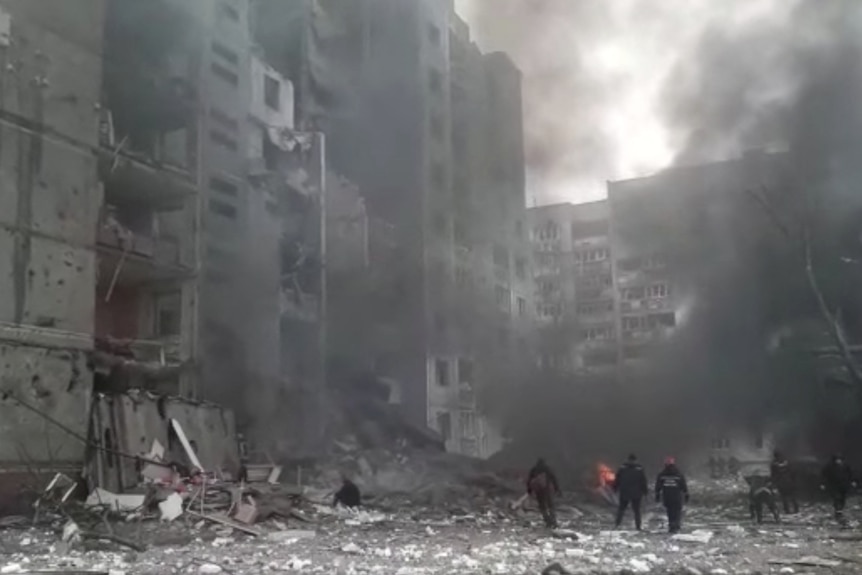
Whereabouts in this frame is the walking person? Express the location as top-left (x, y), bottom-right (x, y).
top-left (821, 454), bottom-right (855, 526)
top-left (614, 454), bottom-right (648, 530)
top-left (655, 456), bottom-right (688, 534)
top-left (527, 458), bottom-right (562, 528)
top-left (770, 450), bottom-right (799, 514)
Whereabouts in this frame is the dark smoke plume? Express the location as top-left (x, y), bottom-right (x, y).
top-left (466, 0), bottom-right (862, 475)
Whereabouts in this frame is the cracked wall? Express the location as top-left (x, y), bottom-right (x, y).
top-left (0, 0), bottom-right (106, 479)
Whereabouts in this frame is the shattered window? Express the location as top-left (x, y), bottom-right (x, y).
top-left (458, 358), bottom-right (473, 384)
top-left (154, 292), bottom-right (181, 337)
top-left (264, 75), bottom-right (280, 110)
top-left (515, 258), bottom-right (526, 280)
top-left (209, 199), bottom-right (237, 220)
top-left (517, 296), bottom-right (527, 316)
top-left (212, 41), bottom-right (239, 66)
top-left (435, 359), bottom-right (450, 387)
top-left (436, 412), bottom-right (452, 441)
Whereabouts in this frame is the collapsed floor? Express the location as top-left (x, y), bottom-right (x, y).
top-left (1, 473), bottom-right (861, 575)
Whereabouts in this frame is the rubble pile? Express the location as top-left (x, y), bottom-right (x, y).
top-left (2, 479), bottom-right (862, 574)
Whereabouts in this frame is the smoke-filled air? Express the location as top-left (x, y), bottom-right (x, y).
top-left (2, 0), bottom-right (862, 572)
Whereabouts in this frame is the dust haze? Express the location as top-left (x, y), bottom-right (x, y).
top-left (463, 0), bottom-right (862, 475)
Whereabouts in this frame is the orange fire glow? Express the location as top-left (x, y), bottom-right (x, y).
top-left (597, 463), bottom-right (616, 488)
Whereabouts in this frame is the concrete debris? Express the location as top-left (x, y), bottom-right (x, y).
top-left (158, 493), bottom-right (184, 522)
top-left (85, 488), bottom-right (146, 512)
top-left (197, 564), bottom-right (224, 574)
top-left (61, 519), bottom-right (80, 543)
top-left (0, 564), bottom-right (23, 574)
top-left (672, 529), bottom-right (714, 544)
top-left (232, 502), bottom-right (259, 525)
top-left (341, 542), bottom-right (363, 554)
top-left (266, 529), bottom-right (316, 542)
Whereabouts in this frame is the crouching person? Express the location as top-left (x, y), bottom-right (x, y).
top-left (333, 474), bottom-right (361, 508)
top-left (747, 476), bottom-right (780, 524)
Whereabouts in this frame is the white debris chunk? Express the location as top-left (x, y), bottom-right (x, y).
top-left (672, 530), bottom-right (714, 544)
top-left (342, 542), bottom-right (363, 554)
top-left (0, 565), bottom-right (22, 574)
top-left (159, 492), bottom-right (184, 522)
top-left (629, 558), bottom-right (652, 573)
top-left (61, 519), bottom-right (80, 543)
top-left (267, 529), bottom-right (316, 541)
top-left (197, 564), bottom-right (223, 574)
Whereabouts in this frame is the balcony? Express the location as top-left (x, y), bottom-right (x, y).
top-left (96, 216), bottom-right (191, 285)
top-left (128, 336), bottom-right (182, 365)
top-left (574, 260), bottom-right (612, 276)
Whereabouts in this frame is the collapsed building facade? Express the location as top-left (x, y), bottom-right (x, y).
top-left (254, 0), bottom-right (533, 458)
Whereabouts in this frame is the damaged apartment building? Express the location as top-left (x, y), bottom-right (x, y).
top-left (0, 0), bottom-right (207, 501)
top-left (253, 0), bottom-right (533, 458)
top-left (529, 151), bottom-right (788, 376)
top-left (0, 0), bottom-right (324, 498)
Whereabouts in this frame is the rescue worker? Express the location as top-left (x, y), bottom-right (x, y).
top-left (747, 476), bottom-right (780, 524)
top-left (821, 454), bottom-right (855, 524)
top-left (527, 458), bottom-right (561, 528)
top-left (770, 450), bottom-right (798, 514)
top-left (613, 453), bottom-right (648, 530)
top-left (655, 456), bottom-right (688, 534)
top-left (333, 474), bottom-right (361, 508)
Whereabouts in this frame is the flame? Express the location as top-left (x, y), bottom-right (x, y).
top-left (597, 462), bottom-right (616, 488)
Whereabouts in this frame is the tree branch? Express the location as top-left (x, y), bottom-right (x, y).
top-left (802, 224), bottom-right (862, 388)
top-left (744, 186), bottom-right (862, 391)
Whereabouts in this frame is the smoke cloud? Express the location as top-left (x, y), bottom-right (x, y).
top-left (463, 0), bottom-right (862, 473)
top-left (456, 0), bottom-right (861, 203)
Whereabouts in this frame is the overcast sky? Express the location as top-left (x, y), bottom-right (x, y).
top-left (455, 0), bottom-right (809, 205)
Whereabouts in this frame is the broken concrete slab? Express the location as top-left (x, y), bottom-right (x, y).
top-left (233, 503), bottom-right (259, 525)
top-left (266, 530), bottom-right (316, 542)
top-left (85, 488), bottom-right (146, 512)
top-left (672, 530), bottom-right (714, 544)
top-left (141, 463), bottom-right (173, 483)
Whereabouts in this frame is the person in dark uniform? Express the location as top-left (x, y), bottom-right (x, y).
top-left (747, 476), bottom-right (780, 524)
top-left (655, 456), bottom-right (688, 534)
top-left (821, 454), bottom-right (855, 524)
top-left (614, 454), bottom-right (648, 530)
top-left (770, 450), bottom-right (798, 514)
top-left (527, 458), bottom-right (561, 528)
top-left (333, 474), bottom-right (361, 508)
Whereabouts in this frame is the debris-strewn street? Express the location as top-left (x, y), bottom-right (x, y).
top-left (2, 478), bottom-right (861, 575)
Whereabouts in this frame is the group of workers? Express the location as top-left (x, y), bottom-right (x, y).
top-left (752, 451), bottom-right (856, 525)
top-left (526, 455), bottom-right (689, 533)
top-left (525, 451), bottom-right (857, 533)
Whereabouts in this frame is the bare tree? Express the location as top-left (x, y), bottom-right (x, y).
top-left (746, 185), bottom-right (862, 390)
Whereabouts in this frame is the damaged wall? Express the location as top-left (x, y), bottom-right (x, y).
top-left (90, 391), bottom-right (239, 493)
top-left (0, 0), bottom-right (106, 478)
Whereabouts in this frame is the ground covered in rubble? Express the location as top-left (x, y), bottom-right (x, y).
top-left (1, 481), bottom-right (862, 575)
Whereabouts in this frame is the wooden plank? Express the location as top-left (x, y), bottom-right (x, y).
top-left (187, 510), bottom-right (262, 536)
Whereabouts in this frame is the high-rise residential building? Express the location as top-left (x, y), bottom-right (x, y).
top-left (530, 151), bottom-right (788, 374)
top-left (0, 0), bottom-right (209, 495)
top-left (252, 1), bottom-right (530, 457)
top-left (529, 201), bottom-right (615, 372)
